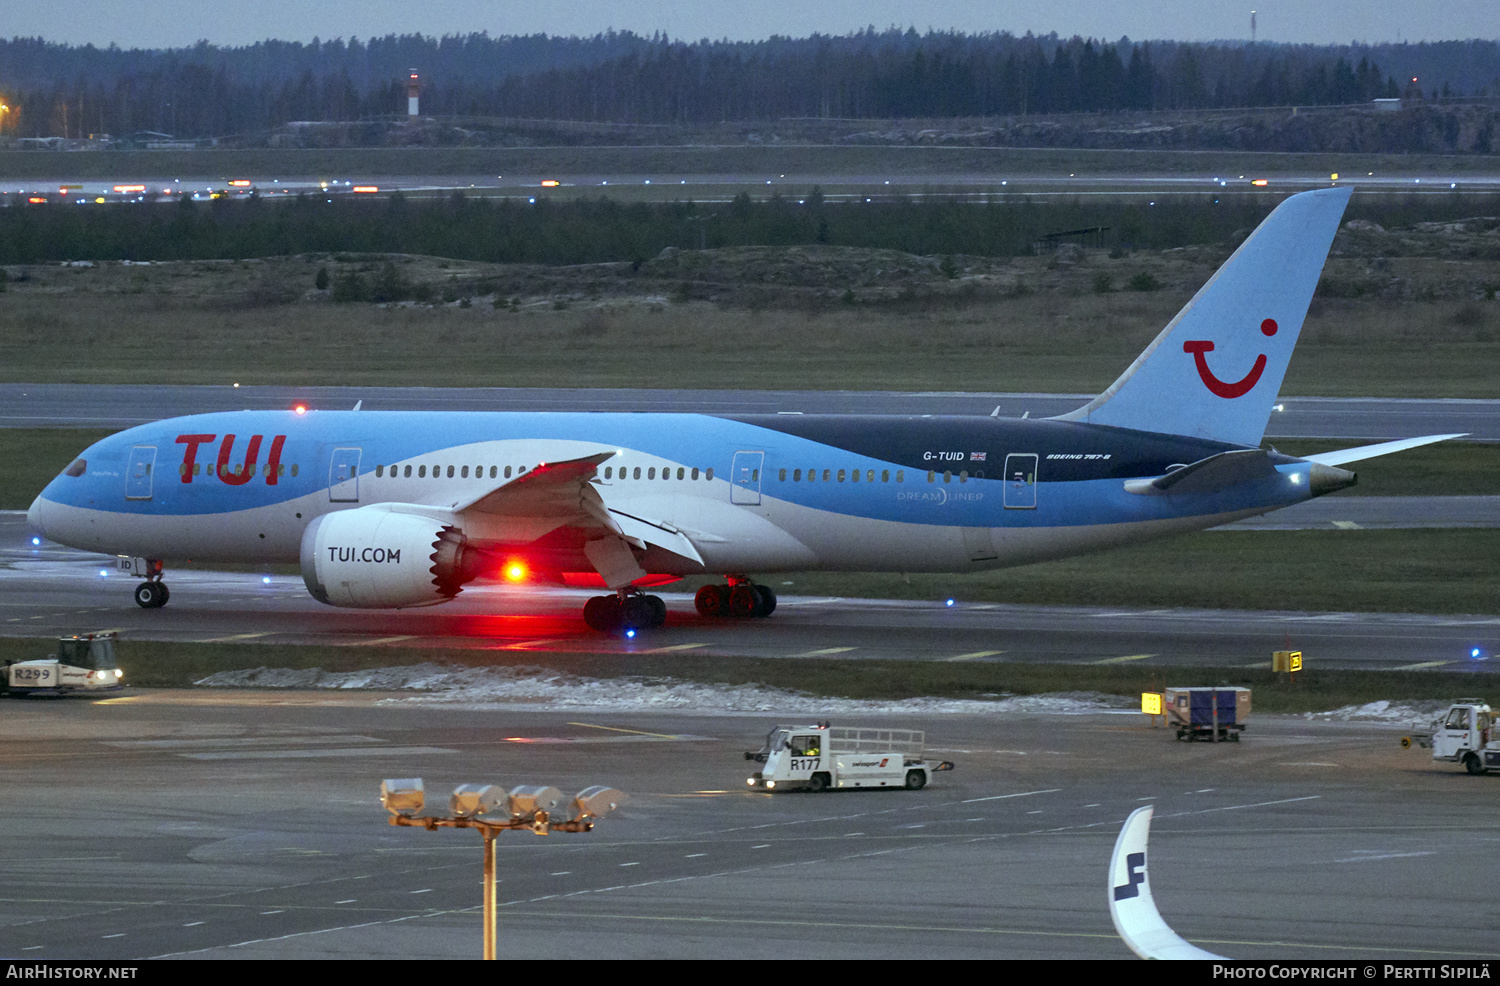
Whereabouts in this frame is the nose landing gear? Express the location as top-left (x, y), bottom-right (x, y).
top-left (132, 559), bottom-right (169, 609)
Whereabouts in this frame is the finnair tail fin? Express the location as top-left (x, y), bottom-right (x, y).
top-left (1109, 806), bottom-right (1226, 960)
top-left (1055, 187), bottom-right (1352, 447)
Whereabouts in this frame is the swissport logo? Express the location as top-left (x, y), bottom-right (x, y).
top-left (1182, 319), bottom-right (1278, 399)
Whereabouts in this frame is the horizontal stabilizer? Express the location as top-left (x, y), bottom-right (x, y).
top-left (1301, 433), bottom-right (1468, 467)
top-left (1109, 806), bottom-right (1226, 960)
top-left (1124, 449), bottom-right (1277, 496)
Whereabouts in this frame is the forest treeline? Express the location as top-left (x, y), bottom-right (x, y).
top-left (2, 189), bottom-right (1497, 268)
top-left (2, 30), bottom-right (1498, 140)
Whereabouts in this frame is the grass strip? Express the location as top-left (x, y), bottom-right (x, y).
top-left (777, 528), bottom-right (1500, 615)
top-left (3, 637), bottom-right (1491, 715)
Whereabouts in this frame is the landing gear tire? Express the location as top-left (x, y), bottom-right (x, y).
top-left (700, 580), bottom-right (775, 620)
top-left (728, 585), bottom-right (762, 618)
top-left (583, 595), bottom-right (620, 632)
top-left (584, 593), bottom-right (666, 633)
top-left (646, 594), bottom-right (667, 627)
top-left (134, 581), bottom-right (168, 609)
top-left (694, 585), bottom-right (728, 617)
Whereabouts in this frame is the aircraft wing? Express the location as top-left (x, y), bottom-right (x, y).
top-left (449, 451), bottom-right (704, 571)
top-left (452, 451), bottom-right (616, 517)
top-left (1300, 433), bottom-right (1467, 467)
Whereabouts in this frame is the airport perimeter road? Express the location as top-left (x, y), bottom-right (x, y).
top-left (2, 384), bottom-right (1499, 441)
top-left (3, 516), bottom-right (1496, 671)
top-left (0, 694), bottom-right (1496, 961)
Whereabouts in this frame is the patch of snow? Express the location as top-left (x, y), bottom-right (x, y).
top-left (1303, 699), bottom-right (1452, 723)
top-left (194, 664), bottom-right (1134, 716)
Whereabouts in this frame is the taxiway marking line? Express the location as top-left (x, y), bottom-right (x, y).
top-left (500, 639), bottom-right (563, 650)
top-left (1092, 653), bottom-right (1156, 665)
top-left (196, 632), bottom-right (272, 643)
top-left (641, 643), bottom-right (707, 653)
top-left (1389, 660), bottom-right (1454, 670)
top-left (944, 650), bottom-right (1004, 661)
top-left (960, 789), bottom-right (1062, 804)
top-left (1332, 520), bottom-right (1362, 530)
top-left (337, 635), bottom-right (419, 646)
top-left (568, 722), bottom-right (681, 740)
top-left (179, 746), bottom-right (458, 761)
top-left (795, 647), bottom-right (857, 656)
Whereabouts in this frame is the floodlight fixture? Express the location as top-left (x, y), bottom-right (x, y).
top-left (507, 785), bottom-right (563, 818)
top-left (451, 783), bottom-right (504, 819)
top-left (381, 778), bottom-right (425, 817)
top-left (573, 786), bottom-right (628, 820)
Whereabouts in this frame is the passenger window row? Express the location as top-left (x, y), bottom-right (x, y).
top-left (374, 464), bottom-right (523, 479)
top-left (602, 465), bottom-right (713, 481)
top-left (778, 468), bottom-right (905, 483)
top-left (180, 462), bottom-right (297, 477)
top-left (368, 463), bottom-right (716, 482)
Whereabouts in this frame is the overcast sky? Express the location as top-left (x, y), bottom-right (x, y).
top-left (10, 0), bottom-right (1495, 51)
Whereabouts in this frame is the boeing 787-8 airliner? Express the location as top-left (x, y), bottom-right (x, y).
top-left (27, 187), bottom-right (1461, 631)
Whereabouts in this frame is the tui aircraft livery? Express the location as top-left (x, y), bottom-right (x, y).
top-left (26, 187), bottom-right (1464, 631)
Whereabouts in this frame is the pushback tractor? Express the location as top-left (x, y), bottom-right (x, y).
top-left (2, 632), bottom-right (125, 697)
top-left (1402, 700), bottom-right (1499, 775)
top-left (745, 723), bottom-right (954, 792)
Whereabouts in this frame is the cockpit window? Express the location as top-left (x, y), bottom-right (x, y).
top-left (64, 459), bottom-right (87, 477)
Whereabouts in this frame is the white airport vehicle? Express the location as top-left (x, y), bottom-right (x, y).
top-left (1402, 700), bottom-right (1499, 775)
top-left (2, 632), bottom-right (125, 697)
top-left (745, 723), bottom-right (954, 791)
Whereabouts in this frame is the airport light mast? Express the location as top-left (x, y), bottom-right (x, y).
top-left (381, 778), bottom-right (626, 960)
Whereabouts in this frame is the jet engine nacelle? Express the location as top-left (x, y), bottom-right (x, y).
top-left (300, 505), bottom-right (480, 608)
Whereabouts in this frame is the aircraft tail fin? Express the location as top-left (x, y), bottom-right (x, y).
top-left (1109, 806), bottom-right (1227, 960)
top-left (1055, 187), bottom-right (1352, 447)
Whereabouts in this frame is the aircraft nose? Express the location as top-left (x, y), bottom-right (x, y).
top-left (27, 495), bottom-right (51, 538)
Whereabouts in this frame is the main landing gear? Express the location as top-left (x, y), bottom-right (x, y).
top-left (694, 579), bottom-right (776, 619)
top-left (582, 591), bottom-right (667, 633)
top-left (132, 559), bottom-right (170, 609)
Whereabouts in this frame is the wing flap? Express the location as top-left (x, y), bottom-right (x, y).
top-left (608, 509), bottom-right (706, 567)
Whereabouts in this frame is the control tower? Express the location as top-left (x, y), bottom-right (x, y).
top-left (406, 69), bottom-right (422, 117)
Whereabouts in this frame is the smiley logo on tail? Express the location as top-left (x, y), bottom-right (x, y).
top-left (1183, 319), bottom-right (1278, 398)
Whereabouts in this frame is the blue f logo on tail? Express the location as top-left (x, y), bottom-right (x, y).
top-left (1113, 850), bottom-right (1146, 900)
